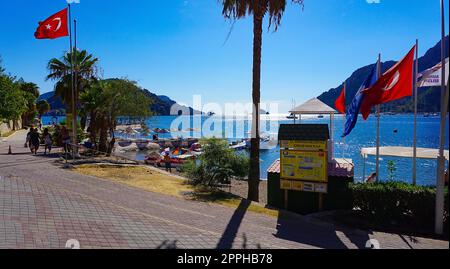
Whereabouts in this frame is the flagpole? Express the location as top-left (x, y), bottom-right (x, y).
top-left (73, 18), bottom-right (78, 159)
top-left (413, 39), bottom-right (419, 186)
top-left (68, 4), bottom-right (77, 159)
top-left (435, 0), bottom-right (448, 235)
top-left (376, 54), bottom-right (381, 182)
top-left (343, 81), bottom-right (346, 159)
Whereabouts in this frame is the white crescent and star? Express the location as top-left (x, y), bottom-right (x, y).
top-left (383, 71), bottom-right (400, 91)
top-left (52, 17), bottom-right (62, 31)
top-left (45, 17), bottom-right (62, 32)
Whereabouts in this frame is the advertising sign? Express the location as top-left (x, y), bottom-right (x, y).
top-left (280, 150), bottom-right (328, 182)
top-left (280, 140), bottom-right (327, 151)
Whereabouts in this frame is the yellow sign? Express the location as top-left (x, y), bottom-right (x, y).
top-left (280, 179), bottom-right (292, 190)
top-left (280, 150), bottom-right (328, 182)
top-left (280, 180), bottom-right (328, 193)
top-left (280, 140), bottom-right (327, 151)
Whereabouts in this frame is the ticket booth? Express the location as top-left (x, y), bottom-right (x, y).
top-left (267, 124), bottom-right (354, 214)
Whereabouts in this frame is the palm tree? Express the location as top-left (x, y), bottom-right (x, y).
top-left (36, 100), bottom-right (51, 120)
top-left (18, 82), bottom-right (40, 127)
top-left (222, 0), bottom-right (304, 202)
top-left (47, 50), bottom-right (99, 130)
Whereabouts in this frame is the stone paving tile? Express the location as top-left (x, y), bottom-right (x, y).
top-left (0, 136), bottom-right (448, 249)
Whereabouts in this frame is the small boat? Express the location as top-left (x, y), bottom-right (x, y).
top-left (260, 136), bottom-right (278, 150)
top-left (190, 142), bottom-right (202, 152)
top-left (156, 155), bottom-right (194, 168)
top-left (153, 128), bottom-right (170, 134)
top-left (318, 114), bottom-right (324, 119)
top-left (286, 113), bottom-right (298, 120)
top-left (424, 113), bottom-right (430, 118)
top-left (118, 140), bottom-right (133, 147)
top-left (136, 141), bottom-right (149, 151)
top-left (230, 141), bottom-right (248, 151)
top-left (244, 135), bottom-right (278, 151)
top-left (145, 151), bottom-right (162, 165)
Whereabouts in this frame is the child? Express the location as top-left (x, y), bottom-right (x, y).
top-left (164, 152), bottom-right (172, 173)
top-left (43, 128), bottom-right (53, 155)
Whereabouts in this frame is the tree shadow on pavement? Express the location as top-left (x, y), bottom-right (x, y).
top-left (157, 240), bottom-right (178, 249)
top-left (216, 199), bottom-right (251, 249)
top-left (274, 210), bottom-right (371, 249)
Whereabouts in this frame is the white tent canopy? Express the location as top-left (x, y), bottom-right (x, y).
top-left (361, 146), bottom-right (449, 161)
top-left (289, 98), bottom-right (337, 115)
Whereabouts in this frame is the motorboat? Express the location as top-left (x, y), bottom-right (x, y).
top-left (230, 141), bottom-right (248, 151)
top-left (244, 135), bottom-right (278, 151)
top-left (286, 113), bottom-right (298, 120)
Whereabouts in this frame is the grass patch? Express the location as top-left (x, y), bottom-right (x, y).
top-left (0, 130), bottom-right (16, 138)
top-left (73, 164), bottom-right (278, 218)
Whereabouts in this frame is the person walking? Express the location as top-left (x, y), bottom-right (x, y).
top-left (163, 151), bottom-right (172, 173)
top-left (29, 128), bottom-right (40, 155)
top-left (25, 128), bottom-right (32, 152)
top-left (43, 128), bottom-right (53, 155)
top-left (61, 126), bottom-right (71, 153)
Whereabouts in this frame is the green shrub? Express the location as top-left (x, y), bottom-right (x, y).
top-left (350, 182), bottom-right (449, 229)
top-left (182, 138), bottom-right (250, 187)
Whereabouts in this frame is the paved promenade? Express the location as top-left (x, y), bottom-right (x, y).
top-left (0, 131), bottom-right (448, 249)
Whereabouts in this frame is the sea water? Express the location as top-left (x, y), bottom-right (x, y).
top-left (42, 114), bottom-right (449, 186)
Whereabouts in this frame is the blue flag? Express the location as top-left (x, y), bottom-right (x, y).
top-left (342, 61), bottom-right (380, 137)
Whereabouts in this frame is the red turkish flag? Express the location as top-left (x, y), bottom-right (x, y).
top-left (334, 84), bottom-right (346, 114)
top-left (360, 45), bottom-right (415, 120)
top-left (35, 8), bottom-right (69, 39)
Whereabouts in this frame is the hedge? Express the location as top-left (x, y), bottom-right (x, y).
top-left (350, 182), bottom-right (449, 229)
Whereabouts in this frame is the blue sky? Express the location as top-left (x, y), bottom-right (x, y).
top-left (0, 0), bottom-right (448, 112)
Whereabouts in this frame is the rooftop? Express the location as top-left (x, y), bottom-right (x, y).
top-left (278, 124), bottom-right (330, 141)
top-left (289, 98), bottom-right (337, 115)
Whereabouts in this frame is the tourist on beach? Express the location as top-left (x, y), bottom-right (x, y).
top-left (29, 128), bottom-right (40, 155)
top-left (163, 152), bottom-right (172, 173)
top-left (61, 126), bottom-right (71, 153)
top-left (43, 128), bottom-right (53, 155)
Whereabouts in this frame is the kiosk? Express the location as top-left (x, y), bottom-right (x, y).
top-left (267, 124), bottom-right (354, 214)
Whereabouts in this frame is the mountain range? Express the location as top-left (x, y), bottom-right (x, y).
top-left (317, 36), bottom-right (449, 113)
top-left (38, 88), bottom-right (201, 116)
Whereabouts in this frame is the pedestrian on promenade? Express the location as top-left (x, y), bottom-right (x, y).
top-left (43, 128), bottom-right (53, 155)
top-left (61, 126), bottom-right (71, 153)
top-left (164, 151), bottom-right (172, 173)
top-left (25, 128), bottom-right (32, 151)
top-left (29, 128), bottom-right (40, 155)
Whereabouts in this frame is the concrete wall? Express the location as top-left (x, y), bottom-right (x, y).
top-left (0, 119), bottom-right (21, 136)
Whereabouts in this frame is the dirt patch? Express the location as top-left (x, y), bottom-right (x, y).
top-left (73, 164), bottom-right (278, 217)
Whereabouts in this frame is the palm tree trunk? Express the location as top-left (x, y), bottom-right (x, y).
top-left (89, 110), bottom-right (97, 143)
top-left (98, 116), bottom-right (108, 153)
top-left (248, 5), bottom-right (263, 202)
top-left (80, 116), bottom-right (87, 131)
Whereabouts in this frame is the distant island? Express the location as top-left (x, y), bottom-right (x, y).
top-left (318, 35), bottom-right (449, 113)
